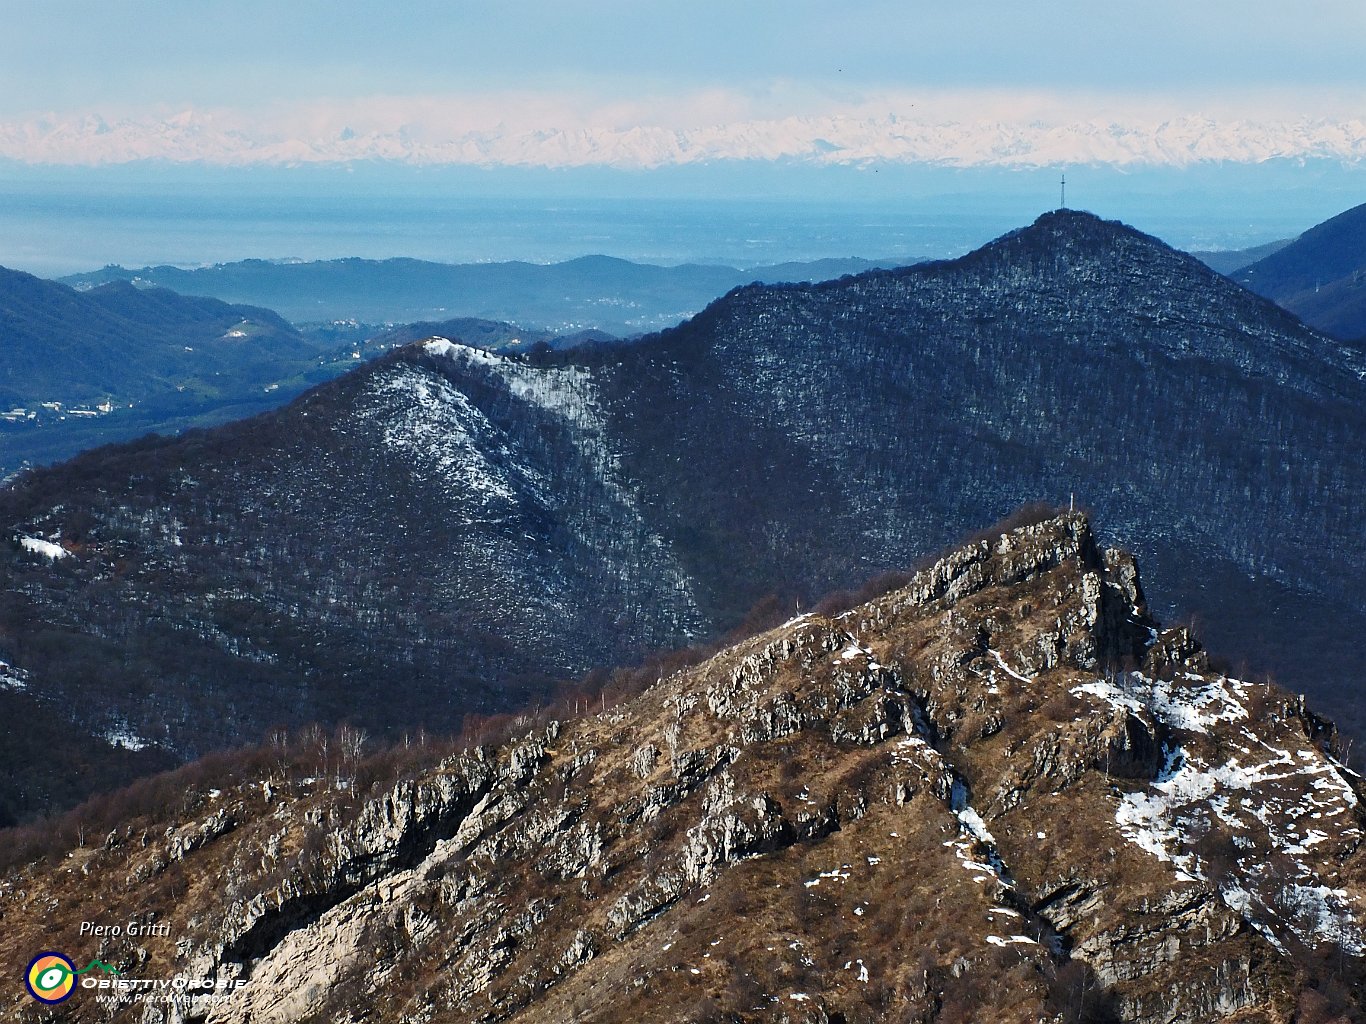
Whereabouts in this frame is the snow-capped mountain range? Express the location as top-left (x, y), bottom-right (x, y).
top-left (3, 109), bottom-right (1365, 168)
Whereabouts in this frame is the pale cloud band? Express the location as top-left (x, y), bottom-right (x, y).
top-left (4, 90), bottom-right (1365, 169)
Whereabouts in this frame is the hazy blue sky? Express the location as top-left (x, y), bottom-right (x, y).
top-left (1, 2), bottom-right (1364, 169)
top-left (3, 1), bottom-right (1366, 108)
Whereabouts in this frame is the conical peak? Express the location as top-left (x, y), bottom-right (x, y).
top-left (1011, 208), bottom-right (1162, 253)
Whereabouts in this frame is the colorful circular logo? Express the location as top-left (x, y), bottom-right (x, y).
top-left (25, 952), bottom-right (77, 1004)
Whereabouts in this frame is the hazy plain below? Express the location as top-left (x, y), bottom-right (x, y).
top-left (2, 160), bottom-right (1358, 277)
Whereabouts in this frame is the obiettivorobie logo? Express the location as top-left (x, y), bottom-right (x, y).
top-left (24, 952), bottom-right (120, 1004)
top-left (23, 948), bottom-right (249, 1007)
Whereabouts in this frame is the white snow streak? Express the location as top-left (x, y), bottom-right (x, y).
top-left (1076, 671), bottom-right (1364, 954)
top-left (19, 536), bottom-right (68, 559)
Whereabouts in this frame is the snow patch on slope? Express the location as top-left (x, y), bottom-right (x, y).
top-left (420, 340), bottom-right (705, 636)
top-left (367, 362), bottom-right (527, 513)
top-left (1077, 671), bottom-right (1364, 955)
top-left (1073, 672), bottom-right (1247, 734)
top-left (0, 658), bottom-right (28, 691)
top-left (19, 535), bottom-right (69, 560)
top-left (104, 724), bottom-right (150, 751)
top-left (988, 649), bottom-right (1032, 684)
top-left (950, 777), bottom-right (1013, 887)
top-left (890, 714), bottom-right (1016, 894)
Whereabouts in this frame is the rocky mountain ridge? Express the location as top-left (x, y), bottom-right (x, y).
top-left (2, 513), bottom-right (1360, 1023)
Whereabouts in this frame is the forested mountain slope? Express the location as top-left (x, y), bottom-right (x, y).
top-left (1, 266), bottom-right (339, 479)
top-left (1236, 200), bottom-right (1366, 341)
top-left (3, 210), bottom-right (1362, 821)
top-left (0, 266), bottom-right (310, 410)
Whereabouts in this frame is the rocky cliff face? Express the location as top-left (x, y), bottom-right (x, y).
top-left (4, 209), bottom-right (1365, 822)
top-left (3, 514), bottom-right (1360, 1023)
